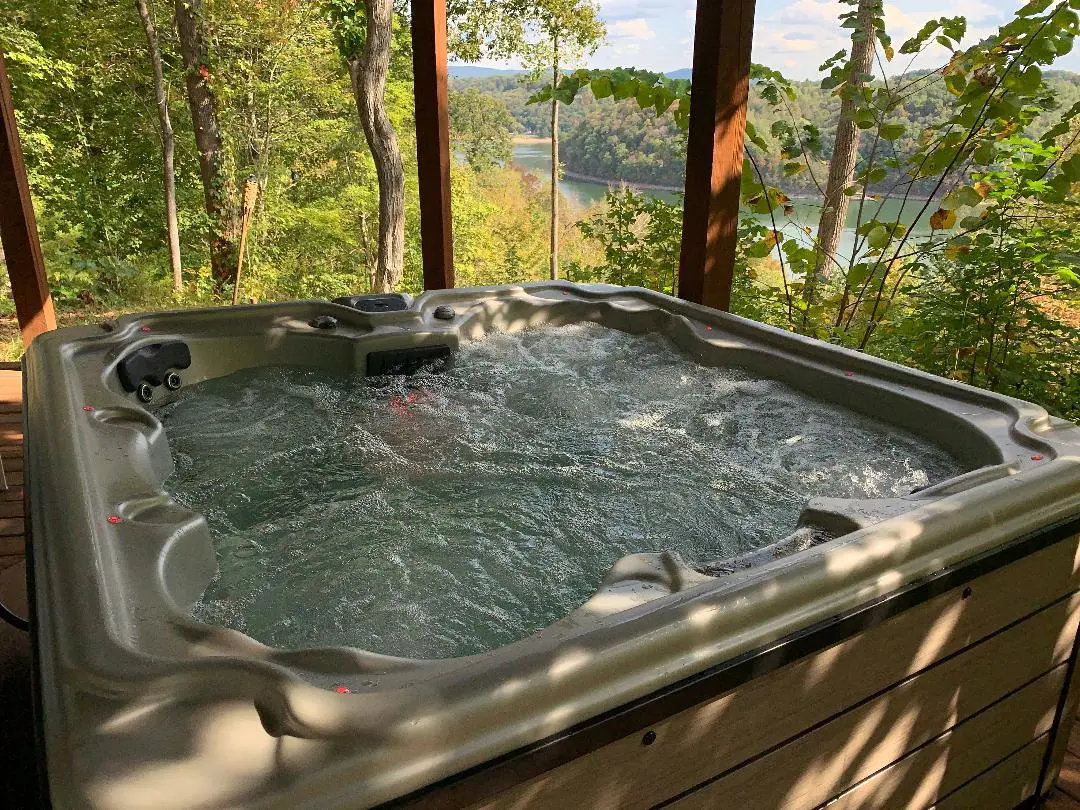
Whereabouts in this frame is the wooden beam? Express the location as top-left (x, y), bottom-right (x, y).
top-left (411, 0), bottom-right (454, 290)
top-left (0, 48), bottom-right (55, 345)
top-left (677, 0), bottom-right (756, 311)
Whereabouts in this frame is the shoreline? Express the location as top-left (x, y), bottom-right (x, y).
top-left (511, 137), bottom-right (682, 193)
top-left (511, 137), bottom-right (938, 203)
top-left (558, 168), bottom-right (682, 193)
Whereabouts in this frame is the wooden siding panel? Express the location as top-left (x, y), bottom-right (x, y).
top-left (930, 736), bottom-right (1047, 810)
top-left (668, 604), bottom-right (1077, 809)
top-left (473, 536), bottom-right (1080, 810)
top-left (817, 673), bottom-right (1063, 810)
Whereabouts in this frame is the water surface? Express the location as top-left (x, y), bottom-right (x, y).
top-left (160, 324), bottom-right (963, 658)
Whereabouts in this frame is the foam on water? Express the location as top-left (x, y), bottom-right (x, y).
top-left (159, 323), bottom-right (965, 659)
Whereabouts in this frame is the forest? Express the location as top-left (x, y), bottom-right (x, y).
top-left (0, 0), bottom-right (604, 337)
top-left (0, 0), bottom-right (1078, 421)
top-left (454, 71), bottom-right (1080, 195)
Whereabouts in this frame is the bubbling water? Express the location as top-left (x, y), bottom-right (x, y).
top-left (158, 323), bottom-right (964, 659)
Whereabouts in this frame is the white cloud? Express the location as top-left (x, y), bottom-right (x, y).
top-left (747, 0), bottom-right (1018, 78)
top-left (600, 0), bottom-right (692, 21)
top-left (767, 0), bottom-right (843, 26)
top-left (610, 18), bottom-right (657, 41)
top-left (468, 0), bottom-right (1080, 81)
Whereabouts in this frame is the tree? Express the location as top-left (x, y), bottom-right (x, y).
top-left (449, 87), bottom-right (518, 171)
top-left (446, 0), bottom-right (603, 279)
top-left (174, 0), bottom-right (238, 287)
top-left (572, 186), bottom-right (682, 293)
top-left (523, 0), bottom-right (603, 280)
top-left (327, 0), bottom-right (405, 293)
top-left (542, 1), bottom-right (1080, 340)
top-left (135, 0), bottom-right (182, 292)
top-left (892, 136), bottom-right (1080, 420)
top-left (807, 0), bottom-right (880, 302)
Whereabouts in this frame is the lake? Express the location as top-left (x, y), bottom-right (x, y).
top-left (511, 140), bottom-right (935, 262)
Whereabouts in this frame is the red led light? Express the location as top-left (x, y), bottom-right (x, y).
top-left (140, 325), bottom-right (151, 332)
top-left (107, 515), bottom-right (121, 524)
top-left (1031, 454), bottom-right (1045, 461)
top-left (844, 371), bottom-right (854, 377)
top-left (333, 685), bottom-right (351, 694)
top-left (704, 325), bottom-right (713, 331)
top-left (82, 405), bottom-right (93, 412)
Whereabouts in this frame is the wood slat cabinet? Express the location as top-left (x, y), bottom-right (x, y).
top-left (444, 534), bottom-right (1080, 810)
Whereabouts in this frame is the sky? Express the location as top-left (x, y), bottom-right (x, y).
top-left (467, 0), bottom-right (1080, 79)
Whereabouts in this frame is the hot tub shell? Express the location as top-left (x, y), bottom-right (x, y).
top-left (23, 282), bottom-right (1080, 809)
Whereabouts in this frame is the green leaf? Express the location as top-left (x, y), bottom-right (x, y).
top-left (846, 263), bottom-right (871, 287)
top-left (973, 142), bottom-right (996, 166)
top-left (867, 225), bottom-right (889, 249)
top-left (746, 187), bottom-right (790, 214)
top-left (635, 83), bottom-right (655, 108)
top-left (942, 186), bottom-right (983, 210)
top-left (943, 73), bottom-right (966, 96)
top-left (1056, 267), bottom-right (1080, 287)
top-left (1005, 66), bottom-right (1043, 95)
top-left (854, 108), bottom-right (877, 129)
top-left (1061, 154), bottom-right (1080, 182)
top-left (879, 123), bottom-right (905, 141)
top-left (744, 121), bottom-right (769, 152)
top-left (612, 79), bottom-right (637, 101)
top-left (653, 87), bottom-right (676, 116)
top-left (590, 76), bottom-right (613, 99)
top-left (864, 166), bottom-right (887, 184)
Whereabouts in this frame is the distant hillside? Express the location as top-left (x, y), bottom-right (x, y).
top-left (455, 70), bottom-right (1080, 196)
top-left (448, 65), bottom-right (527, 78)
top-left (448, 65), bottom-right (692, 79)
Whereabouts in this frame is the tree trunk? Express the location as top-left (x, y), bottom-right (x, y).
top-left (809, 0), bottom-right (876, 297)
top-left (549, 34), bottom-right (560, 281)
top-left (135, 0), bottom-right (182, 292)
top-left (174, 0), bottom-right (237, 287)
top-left (348, 0), bottom-right (404, 293)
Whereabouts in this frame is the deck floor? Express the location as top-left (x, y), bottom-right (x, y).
top-left (0, 366), bottom-right (1078, 807)
top-left (0, 366), bottom-right (24, 573)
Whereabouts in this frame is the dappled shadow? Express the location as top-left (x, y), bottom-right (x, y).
top-left (68, 522), bottom-right (1080, 810)
top-left (462, 532), bottom-right (1080, 810)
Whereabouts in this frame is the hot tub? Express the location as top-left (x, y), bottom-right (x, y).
top-left (24, 282), bottom-right (1080, 809)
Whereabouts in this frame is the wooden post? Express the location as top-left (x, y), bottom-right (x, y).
top-left (411, 0), bottom-right (454, 290)
top-left (677, 0), bottom-right (756, 311)
top-left (0, 48), bottom-right (56, 345)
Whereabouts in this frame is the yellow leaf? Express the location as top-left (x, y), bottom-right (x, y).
top-left (929, 208), bottom-right (956, 230)
top-left (973, 181), bottom-right (992, 198)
